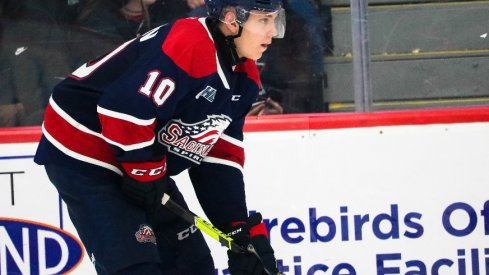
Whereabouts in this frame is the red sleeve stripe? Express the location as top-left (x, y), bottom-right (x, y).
top-left (43, 100), bottom-right (122, 175)
top-left (206, 136), bottom-right (245, 167)
top-left (97, 106), bottom-right (156, 150)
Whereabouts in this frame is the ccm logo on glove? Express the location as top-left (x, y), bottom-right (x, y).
top-left (227, 227), bottom-right (243, 236)
top-left (121, 157), bottom-right (167, 182)
top-left (130, 165), bottom-right (165, 176)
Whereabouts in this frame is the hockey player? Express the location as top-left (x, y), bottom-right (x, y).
top-left (34, 0), bottom-right (285, 273)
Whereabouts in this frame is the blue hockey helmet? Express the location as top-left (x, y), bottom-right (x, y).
top-left (205, 0), bottom-right (285, 38)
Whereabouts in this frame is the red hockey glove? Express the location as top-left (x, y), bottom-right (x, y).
top-left (225, 213), bottom-right (280, 275)
top-left (120, 159), bottom-right (168, 213)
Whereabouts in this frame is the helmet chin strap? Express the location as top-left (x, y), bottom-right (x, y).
top-left (224, 25), bottom-right (244, 65)
top-left (208, 17), bottom-right (245, 66)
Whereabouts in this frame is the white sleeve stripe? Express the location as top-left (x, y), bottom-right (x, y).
top-left (42, 124), bottom-right (123, 176)
top-left (51, 97), bottom-right (154, 151)
top-left (220, 134), bottom-right (243, 148)
top-left (97, 106), bottom-right (156, 126)
top-left (104, 136), bottom-right (155, 151)
top-left (50, 97), bottom-right (104, 138)
top-left (202, 156), bottom-right (243, 172)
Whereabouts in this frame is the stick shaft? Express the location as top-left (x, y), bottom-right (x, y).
top-left (161, 193), bottom-right (283, 275)
top-left (161, 193), bottom-right (243, 253)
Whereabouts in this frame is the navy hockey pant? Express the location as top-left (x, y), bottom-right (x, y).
top-left (44, 163), bottom-right (214, 274)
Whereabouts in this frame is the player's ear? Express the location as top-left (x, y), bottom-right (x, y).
top-left (222, 10), bottom-right (239, 35)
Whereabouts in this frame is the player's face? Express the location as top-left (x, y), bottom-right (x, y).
top-left (234, 10), bottom-right (279, 60)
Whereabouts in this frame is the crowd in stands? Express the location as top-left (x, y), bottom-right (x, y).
top-left (0, 0), bottom-right (331, 127)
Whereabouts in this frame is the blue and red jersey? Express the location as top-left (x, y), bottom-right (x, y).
top-left (35, 17), bottom-right (261, 226)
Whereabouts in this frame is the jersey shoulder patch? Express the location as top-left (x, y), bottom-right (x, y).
top-left (235, 59), bottom-right (261, 88)
top-left (162, 18), bottom-right (217, 78)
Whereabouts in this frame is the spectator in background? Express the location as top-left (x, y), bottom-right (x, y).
top-left (73, 0), bottom-right (158, 40)
top-left (0, 0), bottom-right (196, 127)
top-left (66, 0), bottom-right (159, 68)
top-left (66, 0), bottom-right (191, 68)
top-left (187, 0), bottom-right (207, 16)
top-left (259, 0), bottom-right (332, 113)
top-left (247, 95), bottom-right (284, 116)
top-left (153, 0), bottom-right (193, 23)
top-left (0, 2), bottom-right (17, 126)
top-left (0, 0), bottom-right (71, 126)
top-left (247, 62), bottom-right (284, 115)
top-left (0, 53), bottom-right (22, 126)
top-left (287, 0), bottom-right (327, 77)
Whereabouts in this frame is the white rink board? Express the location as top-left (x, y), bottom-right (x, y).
top-left (1, 121), bottom-right (489, 274)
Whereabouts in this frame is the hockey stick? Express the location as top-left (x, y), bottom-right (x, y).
top-left (161, 193), bottom-right (284, 275)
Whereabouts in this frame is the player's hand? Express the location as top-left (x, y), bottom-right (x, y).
top-left (119, 160), bottom-right (168, 212)
top-left (247, 98), bottom-right (283, 116)
top-left (225, 213), bottom-right (280, 275)
top-left (120, 174), bottom-right (169, 212)
top-left (263, 98), bottom-right (283, 115)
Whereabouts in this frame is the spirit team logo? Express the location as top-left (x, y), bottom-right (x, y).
top-left (158, 115), bottom-right (232, 163)
top-left (135, 224), bottom-right (156, 244)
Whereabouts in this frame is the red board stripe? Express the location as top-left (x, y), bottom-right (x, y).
top-left (244, 106), bottom-right (489, 132)
top-left (2, 106), bottom-right (489, 143)
top-left (0, 126), bottom-right (42, 144)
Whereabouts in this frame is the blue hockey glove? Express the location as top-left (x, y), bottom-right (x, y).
top-left (225, 213), bottom-right (280, 275)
